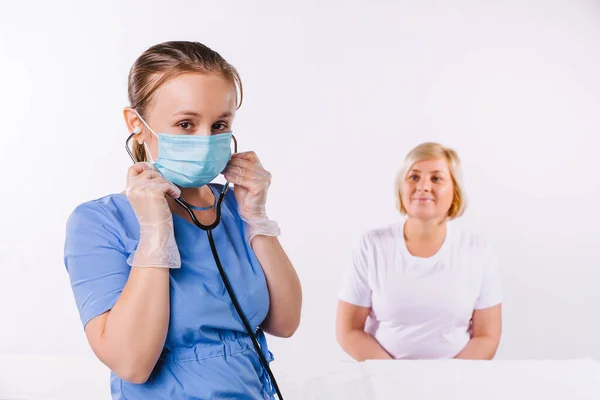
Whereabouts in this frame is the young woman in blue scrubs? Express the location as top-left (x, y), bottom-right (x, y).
top-left (64, 41), bottom-right (302, 399)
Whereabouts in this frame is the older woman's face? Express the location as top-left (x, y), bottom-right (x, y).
top-left (401, 158), bottom-right (454, 221)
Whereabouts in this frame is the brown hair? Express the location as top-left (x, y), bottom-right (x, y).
top-left (128, 41), bottom-right (243, 161)
top-left (394, 142), bottom-right (467, 219)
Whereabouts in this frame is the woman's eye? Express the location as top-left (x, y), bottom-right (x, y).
top-left (212, 122), bottom-right (228, 131)
top-left (178, 121), bottom-right (192, 130)
top-left (409, 175), bottom-right (418, 181)
top-left (432, 176), bottom-right (441, 182)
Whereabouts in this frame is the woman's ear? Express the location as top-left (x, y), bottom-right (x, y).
top-left (123, 107), bottom-right (144, 143)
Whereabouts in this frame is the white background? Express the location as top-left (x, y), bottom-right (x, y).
top-left (1, 0), bottom-right (600, 379)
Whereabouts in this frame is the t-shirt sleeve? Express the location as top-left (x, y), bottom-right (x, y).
top-left (64, 202), bottom-right (131, 328)
top-left (338, 235), bottom-right (373, 308)
top-left (474, 242), bottom-right (503, 310)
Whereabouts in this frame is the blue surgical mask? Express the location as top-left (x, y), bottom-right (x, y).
top-left (136, 111), bottom-right (233, 188)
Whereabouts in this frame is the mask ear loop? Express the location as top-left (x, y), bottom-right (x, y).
top-left (133, 110), bottom-right (159, 163)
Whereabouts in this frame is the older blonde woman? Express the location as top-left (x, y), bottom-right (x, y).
top-left (336, 142), bottom-right (502, 361)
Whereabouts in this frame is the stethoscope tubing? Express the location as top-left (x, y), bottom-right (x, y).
top-left (124, 133), bottom-right (284, 399)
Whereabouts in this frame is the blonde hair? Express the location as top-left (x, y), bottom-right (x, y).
top-left (394, 142), bottom-right (467, 219)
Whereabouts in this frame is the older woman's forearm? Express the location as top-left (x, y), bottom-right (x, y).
top-left (337, 329), bottom-right (393, 361)
top-left (454, 337), bottom-right (499, 360)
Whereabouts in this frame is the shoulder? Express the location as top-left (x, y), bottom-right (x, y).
top-left (447, 220), bottom-right (496, 256)
top-left (362, 222), bottom-right (401, 242)
top-left (356, 222), bottom-right (402, 251)
top-left (66, 193), bottom-right (132, 233)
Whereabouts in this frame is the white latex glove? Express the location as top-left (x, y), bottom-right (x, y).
top-left (222, 152), bottom-right (281, 244)
top-left (125, 162), bottom-right (182, 268)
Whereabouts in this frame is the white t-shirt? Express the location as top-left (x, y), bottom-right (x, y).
top-left (338, 219), bottom-right (503, 359)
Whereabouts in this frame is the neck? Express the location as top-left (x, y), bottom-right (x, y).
top-left (404, 217), bottom-right (447, 242)
top-left (178, 185), bottom-right (215, 208)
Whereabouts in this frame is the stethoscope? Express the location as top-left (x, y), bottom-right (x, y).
top-left (125, 132), bottom-right (284, 399)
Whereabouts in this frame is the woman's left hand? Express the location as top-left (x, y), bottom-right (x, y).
top-left (222, 151), bottom-right (271, 221)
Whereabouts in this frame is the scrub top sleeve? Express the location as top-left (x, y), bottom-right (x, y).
top-left (338, 235), bottom-right (373, 308)
top-left (474, 243), bottom-right (503, 310)
top-left (64, 202), bottom-right (130, 328)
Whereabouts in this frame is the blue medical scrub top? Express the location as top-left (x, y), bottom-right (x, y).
top-left (64, 184), bottom-right (276, 399)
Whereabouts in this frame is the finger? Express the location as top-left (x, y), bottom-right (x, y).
top-left (231, 151), bottom-right (260, 164)
top-left (222, 165), bottom-right (263, 180)
top-left (226, 157), bottom-right (260, 170)
top-left (128, 162), bottom-right (154, 178)
top-left (137, 169), bottom-right (163, 181)
top-left (223, 171), bottom-right (244, 186)
top-left (148, 180), bottom-right (181, 199)
top-left (226, 157), bottom-right (269, 176)
top-left (224, 171), bottom-right (269, 190)
top-left (152, 177), bottom-right (181, 198)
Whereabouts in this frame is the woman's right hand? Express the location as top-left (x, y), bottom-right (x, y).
top-left (126, 162), bottom-right (180, 225)
top-left (125, 162), bottom-right (182, 268)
